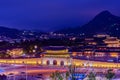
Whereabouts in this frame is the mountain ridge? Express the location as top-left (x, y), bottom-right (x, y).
top-left (56, 10), bottom-right (120, 37)
top-left (0, 26), bottom-right (44, 38)
top-left (0, 10), bottom-right (120, 38)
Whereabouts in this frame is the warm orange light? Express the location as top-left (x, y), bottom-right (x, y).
top-left (7, 48), bottom-right (23, 57)
top-left (72, 52), bottom-right (77, 56)
top-left (46, 49), bottom-right (68, 53)
top-left (110, 53), bottom-right (118, 57)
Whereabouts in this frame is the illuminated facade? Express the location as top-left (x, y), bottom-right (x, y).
top-left (104, 37), bottom-right (120, 47)
top-left (41, 46), bottom-right (72, 66)
top-left (2, 45), bottom-right (119, 68)
top-left (0, 46), bottom-right (120, 68)
top-left (94, 34), bottom-right (109, 38)
top-left (7, 48), bottom-right (23, 58)
top-left (85, 38), bottom-right (97, 45)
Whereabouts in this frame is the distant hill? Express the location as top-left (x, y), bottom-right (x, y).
top-left (0, 26), bottom-right (44, 38)
top-left (56, 10), bottom-right (120, 37)
top-left (0, 26), bottom-right (21, 38)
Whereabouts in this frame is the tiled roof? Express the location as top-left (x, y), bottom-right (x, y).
top-left (43, 46), bottom-right (67, 50)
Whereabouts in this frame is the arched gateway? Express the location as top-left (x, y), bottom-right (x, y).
top-left (53, 60), bottom-right (57, 65)
top-left (60, 61), bottom-right (64, 66)
top-left (41, 46), bottom-right (72, 66)
top-left (46, 60), bottom-right (50, 65)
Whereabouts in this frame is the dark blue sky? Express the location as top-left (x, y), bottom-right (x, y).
top-left (0, 0), bottom-right (120, 31)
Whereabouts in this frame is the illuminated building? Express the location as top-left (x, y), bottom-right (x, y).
top-left (41, 46), bottom-right (72, 66)
top-left (110, 52), bottom-right (118, 58)
top-left (7, 48), bottom-right (23, 58)
top-left (104, 37), bottom-right (120, 47)
top-left (0, 46), bottom-right (120, 69)
top-left (94, 34), bottom-right (109, 38)
top-left (85, 38), bottom-right (97, 45)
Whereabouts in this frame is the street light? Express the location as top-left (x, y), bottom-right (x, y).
top-left (22, 59), bottom-right (28, 80)
top-left (24, 60), bottom-right (28, 80)
top-left (12, 52), bottom-right (16, 80)
top-left (34, 45), bottom-right (38, 49)
top-left (87, 56), bottom-right (90, 72)
top-left (25, 61), bottom-right (28, 80)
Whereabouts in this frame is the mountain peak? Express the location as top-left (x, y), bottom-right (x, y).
top-left (95, 10), bottom-right (113, 19)
top-left (99, 10), bottom-right (111, 15)
top-left (57, 10), bottom-right (120, 37)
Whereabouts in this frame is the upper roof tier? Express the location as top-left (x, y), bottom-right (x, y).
top-left (43, 46), bottom-right (69, 53)
top-left (43, 46), bottom-right (67, 50)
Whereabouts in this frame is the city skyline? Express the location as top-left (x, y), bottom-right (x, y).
top-left (0, 0), bottom-right (119, 31)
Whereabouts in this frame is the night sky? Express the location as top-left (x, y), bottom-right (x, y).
top-left (0, 0), bottom-right (120, 31)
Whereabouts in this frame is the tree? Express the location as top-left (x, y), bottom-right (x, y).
top-left (55, 71), bottom-right (64, 80)
top-left (58, 75), bottom-right (63, 80)
top-left (65, 71), bottom-right (70, 80)
top-left (50, 71), bottom-right (64, 80)
top-left (87, 72), bottom-right (96, 80)
top-left (105, 69), bottom-right (115, 80)
top-left (68, 65), bottom-right (76, 80)
top-left (50, 72), bottom-right (56, 80)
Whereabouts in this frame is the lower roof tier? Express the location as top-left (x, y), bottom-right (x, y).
top-left (43, 54), bottom-right (70, 58)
